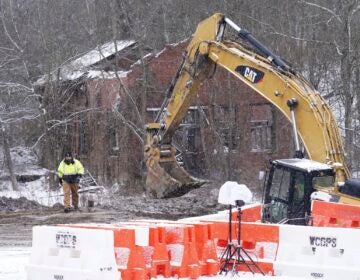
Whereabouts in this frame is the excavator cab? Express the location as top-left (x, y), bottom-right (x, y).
top-left (262, 158), bottom-right (335, 225)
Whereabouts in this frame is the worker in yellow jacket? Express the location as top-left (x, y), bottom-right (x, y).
top-left (57, 152), bottom-right (85, 213)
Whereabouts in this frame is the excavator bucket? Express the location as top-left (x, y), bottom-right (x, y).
top-left (145, 144), bottom-right (206, 198)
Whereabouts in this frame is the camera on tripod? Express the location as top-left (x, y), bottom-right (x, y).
top-left (235, 199), bottom-right (245, 208)
top-left (217, 182), bottom-right (264, 276)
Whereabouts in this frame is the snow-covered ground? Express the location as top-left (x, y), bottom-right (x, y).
top-left (0, 247), bottom-right (30, 280)
top-left (0, 177), bottom-right (63, 207)
top-left (0, 147), bottom-right (48, 179)
top-left (0, 146), bottom-right (61, 207)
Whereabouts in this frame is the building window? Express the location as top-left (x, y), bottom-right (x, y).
top-left (79, 119), bottom-right (88, 155)
top-left (185, 127), bottom-right (197, 152)
top-left (181, 108), bottom-right (198, 127)
top-left (214, 105), bottom-right (237, 150)
top-left (108, 114), bottom-right (119, 154)
top-left (109, 126), bottom-right (119, 151)
top-left (250, 103), bottom-right (274, 152)
top-left (250, 120), bottom-right (272, 151)
top-left (146, 106), bottom-right (202, 153)
top-left (95, 88), bottom-right (102, 108)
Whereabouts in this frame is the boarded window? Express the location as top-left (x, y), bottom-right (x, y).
top-left (250, 120), bottom-right (272, 151)
top-left (214, 105), bottom-right (237, 150)
top-left (107, 113), bottom-right (119, 154)
top-left (185, 127), bottom-right (197, 152)
top-left (95, 88), bottom-right (102, 107)
top-left (181, 109), bottom-right (198, 127)
top-left (79, 116), bottom-right (88, 155)
top-left (250, 104), bottom-right (274, 152)
top-left (79, 120), bottom-right (87, 154)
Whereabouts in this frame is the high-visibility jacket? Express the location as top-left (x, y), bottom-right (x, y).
top-left (57, 159), bottom-right (84, 183)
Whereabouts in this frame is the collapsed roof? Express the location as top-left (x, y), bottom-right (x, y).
top-left (34, 40), bottom-right (137, 86)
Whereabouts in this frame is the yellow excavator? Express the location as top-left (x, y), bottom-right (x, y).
top-left (144, 13), bottom-right (360, 224)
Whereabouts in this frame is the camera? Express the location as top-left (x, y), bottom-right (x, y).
top-left (235, 199), bottom-right (245, 207)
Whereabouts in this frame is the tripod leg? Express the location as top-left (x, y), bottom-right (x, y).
top-left (233, 205), bottom-right (265, 276)
top-left (240, 247), bottom-right (265, 275)
top-left (228, 245), bottom-right (238, 273)
top-left (231, 247), bottom-right (255, 274)
top-left (219, 244), bottom-right (234, 274)
top-left (219, 244), bottom-right (229, 260)
top-left (220, 204), bottom-right (235, 275)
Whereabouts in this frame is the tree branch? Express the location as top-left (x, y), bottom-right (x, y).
top-left (299, 1), bottom-right (343, 24)
top-left (0, 2), bottom-right (23, 53)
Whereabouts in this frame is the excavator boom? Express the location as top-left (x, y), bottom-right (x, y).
top-left (145, 13), bottom-right (349, 198)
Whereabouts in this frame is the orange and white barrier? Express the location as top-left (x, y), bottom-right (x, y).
top-left (127, 220), bottom-right (202, 278)
top-left (274, 224), bottom-right (360, 279)
top-left (26, 225), bottom-right (120, 280)
top-left (206, 220), bottom-right (279, 275)
top-left (26, 202), bottom-right (360, 279)
top-left (58, 223), bottom-right (148, 279)
top-left (115, 221), bottom-right (172, 278)
top-left (191, 222), bottom-right (219, 275)
top-left (312, 200), bottom-right (360, 228)
top-left (130, 219), bottom-right (219, 276)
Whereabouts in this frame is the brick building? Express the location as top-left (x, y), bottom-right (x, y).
top-left (36, 40), bottom-right (293, 193)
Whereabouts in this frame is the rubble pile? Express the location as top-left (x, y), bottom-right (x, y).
top-left (0, 196), bottom-right (44, 212)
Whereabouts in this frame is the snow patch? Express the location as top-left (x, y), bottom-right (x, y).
top-left (87, 69), bottom-right (131, 79)
top-left (274, 158), bottom-right (332, 173)
top-left (69, 40), bottom-right (136, 70)
top-left (154, 38), bottom-right (189, 59)
top-left (0, 247), bottom-right (29, 280)
top-left (167, 244), bottom-right (184, 267)
top-left (132, 52), bottom-right (153, 65)
top-left (218, 181), bottom-right (252, 206)
top-left (0, 177), bottom-right (62, 207)
top-left (0, 146), bottom-right (48, 178)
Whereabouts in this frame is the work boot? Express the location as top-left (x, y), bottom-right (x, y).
top-left (64, 208), bottom-right (70, 213)
top-left (74, 206), bottom-right (82, 212)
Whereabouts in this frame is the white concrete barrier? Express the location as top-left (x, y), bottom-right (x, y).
top-left (274, 224), bottom-right (360, 279)
top-left (26, 225), bottom-right (120, 280)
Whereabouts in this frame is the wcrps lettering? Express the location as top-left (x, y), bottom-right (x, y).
top-left (309, 236), bottom-right (336, 247)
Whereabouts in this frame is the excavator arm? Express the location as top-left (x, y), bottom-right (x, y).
top-left (145, 13), bottom-right (349, 198)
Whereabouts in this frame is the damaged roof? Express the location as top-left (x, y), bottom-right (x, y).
top-left (34, 40), bottom-right (137, 86)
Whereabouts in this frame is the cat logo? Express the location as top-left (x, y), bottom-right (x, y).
top-left (235, 65), bottom-right (264, 84)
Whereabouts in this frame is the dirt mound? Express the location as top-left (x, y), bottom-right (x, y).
top-left (0, 196), bottom-right (45, 212)
top-left (107, 182), bottom-right (227, 219)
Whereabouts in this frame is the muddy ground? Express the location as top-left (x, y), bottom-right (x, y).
top-left (0, 183), bottom-right (227, 247)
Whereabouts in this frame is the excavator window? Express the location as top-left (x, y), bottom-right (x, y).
top-left (292, 172), bottom-right (305, 203)
top-left (263, 166), bottom-right (311, 224)
top-left (288, 171), bottom-right (307, 224)
top-left (269, 167), bottom-right (290, 200)
top-left (263, 167), bottom-right (291, 223)
top-left (312, 175), bottom-right (335, 189)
